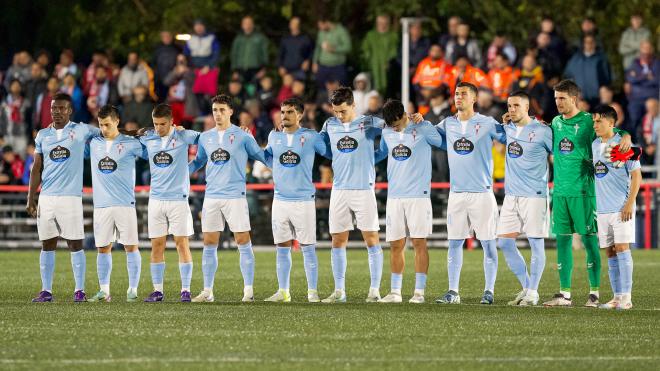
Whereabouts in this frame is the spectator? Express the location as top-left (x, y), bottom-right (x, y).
top-left (35, 49), bottom-right (52, 76)
top-left (564, 34), bottom-right (611, 107)
top-left (118, 52), bottom-right (149, 103)
top-left (245, 99), bottom-right (271, 144)
top-left (60, 73), bottom-right (86, 123)
top-left (278, 16), bottom-right (314, 77)
top-left (3, 51), bottom-right (32, 91)
top-left (82, 51), bottom-right (109, 96)
top-left (231, 15), bottom-right (269, 83)
top-left (0, 145), bottom-right (24, 185)
top-left (34, 77), bottom-right (60, 129)
top-left (641, 98), bottom-right (660, 165)
top-left (24, 62), bottom-right (47, 131)
top-left (625, 40), bottom-right (660, 130)
top-left (619, 14), bottom-right (652, 70)
top-left (122, 85), bottom-right (154, 128)
top-left (424, 87), bottom-right (451, 183)
top-left (361, 14), bottom-right (398, 95)
top-left (538, 17), bottom-right (567, 64)
top-left (153, 31), bottom-right (180, 102)
top-left (446, 55), bottom-right (490, 94)
top-left (487, 52), bottom-right (518, 103)
top-left (439, 16), bottom-right (461, 49)
top-left (315, 79), bottom-right (340, 118)
top-left (512, 54), bottom-right (547, 118)
top-left (476, 88), bottom-right (504, 120)
top-left (575, 17), bottom-right (603, 52)
top-left (291, 78), bottom-right (307, 100)
top-left (21, 143), bottom-right (35, 185)
top-left (184, 19), bottom-right (220, 69)
top-left (164, 54), bottom-right (199, 125)
top-left (276, 73), bottom-right (295, 105)
top-left (54, 49), bottom-right (79, 80)
top-left (412, 44), bottom-right (452, 93)
top-left (86, 65), bottom-right (120, 119)
top-left (533, 32), bottom-right (562, 83)
top-left (445, 22), bottom-right (482, 68)
top-left (312, 17), bottom-right (352, 87)
top-left (0, 80), bottom-right (30, 155)
top-left (256, 76), bottom-right (276, 111)
top-left (228, 78), bottom-right (247, 120)
top-left (365, 93), bottom-right (383, 117)
top-left (402, 21), bottom-right (431, 70)
top-left (302, 100), bottom-right (320, 130)
top-left (352, 72), bottom-right (377, 116)
top-left (485, 34), bottom-right (517, 71)
top-left (598, 85), bottom-right (627, 128)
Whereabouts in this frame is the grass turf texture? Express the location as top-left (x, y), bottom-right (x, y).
top-left (1, 249), bottom-right (659, 370)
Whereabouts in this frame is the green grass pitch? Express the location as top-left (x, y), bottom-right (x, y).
top-left (1, 248), bottom-right (659, 370)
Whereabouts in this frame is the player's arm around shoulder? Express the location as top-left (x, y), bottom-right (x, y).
top-left (489, 116), bottom-right (507, 143)
top-left (188, 132), bottom-right (207, 174)
top-left (420, 120), bottom-right (444, 149)
top-left (244, 129), bottom-right (268, 164)
top-left (182, 128), bottom-right (201, 145)
top-left (311, 130), bottom-right (332, 160)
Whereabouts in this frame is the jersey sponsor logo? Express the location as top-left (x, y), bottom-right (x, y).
top-left (337, 136), bottom-right (358, 153)
top-left (49, 145), bottom-right (70, 162)
top-left (98, 156), bottom-right (118, 174)
top-left (453, 137), bottom-right (474, 155)
top-left (507, 141), bottom-right (523, 158)
top-left (392, 144), bottom-right (412, 161)
top-left (153, 151), bottom-right (173, 167)
top-left (594, 160), bottom-right (609, 178)
top-left (210, 148), bottom-right (231, 165)
top-left (559, 137), bottom-right (574, 154)
top-left (279, 150), bottom-right (301, 167)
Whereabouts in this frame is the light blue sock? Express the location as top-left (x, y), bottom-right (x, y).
top-left (151, 262), bottom-right (165, 289)
top-left (447, 239), bottom-right (464, 292)
top-left (97, 252), bottom-right (112, 286)
top-left (607, 256), bottom-right (620, 296)
top-left (331, 247), bottom-right (346, 291)
top-left (179, 262), bottom-right (193, 291)
top-left (40, 250), bottom-right (55, 292)
top-left (498, 238), bottom-right (529, 289)
top-left (125, 250), bottom-right (141, 290)
top-left (367, 245), bottom-right (383, 290)
top-left (391, 273), bottom-right (403, 291)
top-left (415, 273), bottom-right (427, 291)
top-left (301, 244), bottom-right (318, 290)
top-left (70, 250), bottom-right (86, 292)
top-left (276, 247), bottom-right (292, 290)
top-left (238, 242), bottom-right (255, 287)
top-left (202, 245), bottom-right (218, 290)
top-left (481, 239), bottom-right (498, 293)
top-left (528, 238), bottom-right (545, 291)
top-left (617, 250), bottom-right (633, 294)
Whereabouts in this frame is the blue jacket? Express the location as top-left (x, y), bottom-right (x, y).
top-left (564, 51), bottom-right (611, 102)
top-left (625, 57), bottom-right (660, 102)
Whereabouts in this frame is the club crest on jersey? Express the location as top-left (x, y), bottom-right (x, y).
top-left (359, 122), bottom-right (364, 132)
top-left (507, 141), bottom-right (523, 158)
top-left (453, 137), bottom-right (474, 155)
top-left (300, 136), bottom-right (306, 147)
top-left (98, 156), bottom-right (118, 174)
top-left (210, 148), bottom-right (231, 165)
top-left (229, 134), bottom-right (235, 144)
top-left (392, 144), bottom-right (412, 161)
top-left (528, 131), bottom-right (536, 142)
top-left (116, 143), bottom-right (124, 154)
top-left (279, 150), bottom-right (301, 167)
top-left (337, 136), bottom-right (358, 153)
top-left (69, 130), bottom-right (75, 141)
top-left (412, 129), bottom-right (417, 141)
top-left (559, 137), bottom-right (574, 154)
top-left (474, 124), bottom-right (481, 135)
top-left (594, 160), bottom-right (609, 178)
top-left (171, 137), bottom-right (176, 148)
top-left (49, 145), bottom-right (70, 162)
top-left (153, 151), bottom-right (173, 167)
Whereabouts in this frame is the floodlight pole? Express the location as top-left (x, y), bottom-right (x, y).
top-left (400, 17), bottom-right (428, 113)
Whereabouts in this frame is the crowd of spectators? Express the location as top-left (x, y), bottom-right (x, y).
top-left (1, 14), bottom-right (659, 186)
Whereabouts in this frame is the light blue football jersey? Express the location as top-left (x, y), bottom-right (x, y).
top-left (502, 120), bottom-right (553, 198)
top-left (592, 134), bottom-right (641, 213)
top-left (34, 121), bottom-right (100, 196)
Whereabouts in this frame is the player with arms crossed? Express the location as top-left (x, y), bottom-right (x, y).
top-left (591, 105), bottom-right (640, 310)
top-left (543, 80), bottom-right (631, 307)
top-left (497, 91), bottom-right (553, 306)
top-left (320, 87), bottom-right (385, 303)
top-left (140, 104), bottom-right (199, 302)
top-left (27, 93), bottom-right (101, 302)
top-left (189, 94), bottom-right (267, 303)
top-left (86, 105), bottom-right (146, 302)
top-left (262, 98), bottom-right (331, 302)
top-left (435, 82), bottom-right (506, 305)
top-left (376, 100), bottom-right (444, 304)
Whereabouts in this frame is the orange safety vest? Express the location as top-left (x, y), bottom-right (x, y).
top-left (412, 57), bottom-right (452, 89)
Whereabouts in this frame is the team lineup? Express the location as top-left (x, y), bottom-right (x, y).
top-left (25, 79), bottom-right (642, 309)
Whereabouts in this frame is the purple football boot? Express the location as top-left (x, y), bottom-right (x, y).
top-left (180, 291), bottom-right (192, 302)
top-left (32, 291), bottom-right (53, 302)
top-left (144, 291), bottom-right (164, 302)
top-left (74, 290), bottom-right (87, 302)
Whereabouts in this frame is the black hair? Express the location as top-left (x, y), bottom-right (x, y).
top-left (553, 79), bottom-right (581, 97)
top-left (152, 103), bottom-right (173, 118)
top-left (52, 92), bottom-right (72, 106)
top-left (382, 99), bottom-right (405, 126)
top-left (592, 104), bottom-right (617, 123)
top-left (211, 94), bottom-right (234, 110)
top-left (98, 105), bottom-right (120, 120)
top-left (330, 86), bottom-right (354, 106)
top-left (509, 90), bottom-right (530, 101)
top-left (456, 82), bottom-right (478, 96)
top-left (281, 97), bottom-right (304, 114)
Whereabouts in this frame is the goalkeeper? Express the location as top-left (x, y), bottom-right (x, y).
top-left (542, 80), bottom-right (631, 308)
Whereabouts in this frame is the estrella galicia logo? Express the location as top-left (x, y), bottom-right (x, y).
top-left (392, 144), bottom-right (412, 161)
top-left (211, 148), bottom-right (231, 165)
top-left (559, 137), bottom-right (574, 154)
top-left (507, 141), bottom-right (523, 158)
top-left (153, 151), bottom-right (173, 168)
top-left (337, 136), bottom-right (358, 153)
top-left (279, 150), bottom-right (301, 167)
top-left (49, 145), bottom-right (70, 163)
top-left (453, 137), bottom-right (474, 155)
top-left (594, 160), bottom-right (609, 178)
top-left (98, 156), bottom-right (118, 174)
